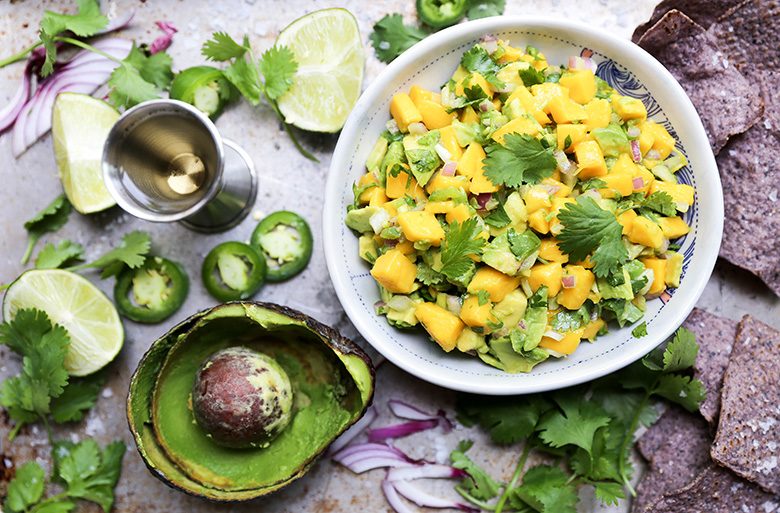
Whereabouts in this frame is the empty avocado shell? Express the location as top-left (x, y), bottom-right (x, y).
top-left (126, 302), bottom-right (375, 501)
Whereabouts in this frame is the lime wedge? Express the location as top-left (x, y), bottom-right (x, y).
top-left (276, 8), bottom-right (365, 133)
top-left (3, 270), bottom-right (124, 376)
top-left (52, 93), bottom-right (119, 214)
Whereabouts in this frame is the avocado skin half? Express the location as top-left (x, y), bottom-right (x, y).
top-left (126, 301), bottom-right (375, 502)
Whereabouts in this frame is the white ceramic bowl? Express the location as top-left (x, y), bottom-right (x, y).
top-left (323, 16), bottom-right (723, 395)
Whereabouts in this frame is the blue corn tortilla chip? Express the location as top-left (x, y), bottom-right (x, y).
top-left (711, 315), bottom-right (780, 494)
top-left (631, 0), bottom-right (744, 42)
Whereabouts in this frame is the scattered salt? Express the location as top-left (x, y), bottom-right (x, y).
top-left (102, 387), bottom-right (114, 398)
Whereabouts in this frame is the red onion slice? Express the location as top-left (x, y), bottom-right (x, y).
top-left (332, 442), bottom-right (409, 460)
top-left (475, 192), bottom-right (492, 209)
top-left (630, 140), bottom-right (642, 163)
top-left (382, 480), bottom-right (418, 513)
top-left (393, 480), bottom-right (478, 511)
top-left (388, 400), bottom-right (451, 427)
top-left (0, 64), bottom-right (32, 133)
top-left (646, 149), bottom-right (661, 160)
top-left (101, 11), bottom-right (135, 33)
top-left (561, 275), bottom-right (576, 289)
top-left (150, 21), bottom-right (178, 54)
top-left (328, 406), bottom-right (377, 454)
top-left (367, 420), bottom-right (439, 443)
top-left (386, 464), bottom-right (466, 482)
top-left (434, 143), bottom-right (451, 162)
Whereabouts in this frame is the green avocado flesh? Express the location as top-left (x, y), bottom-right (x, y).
top-left (128, 303), bottom-right (373, 500)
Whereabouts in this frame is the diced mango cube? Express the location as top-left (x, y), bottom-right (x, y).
top-left (557, 265), bottom-right (595, 310)
top-left (559, 69), bottom-right (596, 104)
top-left (457, 143), bottom-right (485, 178)
top-left (367, 187), bottom-right (389, 206)
top-left (358, 173), bottom-right (379, 203)
top-left (638, 122), bottom-right (655, 155)
top-left (424, 200), bottom-right (454, 215)
top-left (539, 239), bottom-right (568, 263)
top-left (529, 262), bottom-right (564, 296)
top-left (628, 216), bottom-right (665, 249)
top-left (425, 173), bottom-right (470, 194)
top-left (415, 303), bottom-right (465, 352)
top-left (611, 153), bottom-right (639, 176)
top-left (524, 185), bottom-right (553, 213)
top-left (456, 72), bottom-right (494, 97)
top-left (505, 85), bottom-right (551, 125)
top-left (468, 151), bottom-right (499, 194)
top-left (543, 178), bottom-right (573, 198)
top-left (467, 267), bottom-right (522, 302)
top-left (584, 98), bottom-right (611, 131)
top-left (417, 99), bottom-right (455, 129)
top-left (390, 93), bottom-right (423, 132)
top-left (531, 83), bottom-right (569, 114)
top-left (446, 204), bottom-right (472, 224)
top-left (398, 211), bottom-right (445, 245)
top-left (460, 106), bottom-right (480, 124)
top-left (611, 95), bottom-right (647, 121)
top-left (650, 181), bottom-right (695, 209)
top-left (539, 328), bottom-right (584, 355)
top-left (575, 140), bottom-right (607, 178)
top-left (528, 209), bottom-right (550, 234)
top-left (634, 165), bottom-right (655, 195)
top-left (438, 125), bottom-right (463, 160)
top-left (395, 240), bottom-right (415, 255)
top-left (647, 122), bottom-right (676, 158)
top-left (491, 116), bottom-right (539, 144)
top-left (581, 318), bottom-right (605, 341)
top-left (459, 295), bottom-right (497, 328)
top-left (409, 85), bottom-right (440, 105)
top-left (617, 209), bottom-right (638, 235)
top-left (371, 249), bottom-right (417, 294)
top-left (640, 257), bottom-right (667, 296)
top-left (386, 169), bottom-right (425, 200)
top-left (658, 216), bottom-right (690, 239)
top-left (548, 96), bottom-right (588, 124)
top-left (599, 172), bottom-right (634, 198)
top-left (557, 124), bottom-right (588, 152)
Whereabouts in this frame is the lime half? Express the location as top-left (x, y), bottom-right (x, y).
top-left (3, 270), bottom-right (124, 376)
top-left (52, 93), bottom-right (119, 214)
top-left (276, 8), bottom-right (365, 133)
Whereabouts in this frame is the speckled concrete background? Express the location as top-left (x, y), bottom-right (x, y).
top-left (1, 1), bottom-right (778, 512)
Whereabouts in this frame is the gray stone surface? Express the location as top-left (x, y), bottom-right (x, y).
top-left (2, 1), bottom-right (777, 512)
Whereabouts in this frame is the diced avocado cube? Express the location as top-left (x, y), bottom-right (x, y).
top-left (346, 206), bottom-right (381, 233)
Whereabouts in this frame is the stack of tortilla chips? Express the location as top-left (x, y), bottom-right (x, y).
top-left (633, 0), bottom-right (780, 295)
top-left (632, 308), bottom-right (780, 512)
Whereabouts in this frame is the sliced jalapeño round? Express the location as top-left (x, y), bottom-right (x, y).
top-left (114, 256), bottom-right (189, 324)
top-left (201, 241), bottom-right (267, 302)
top-left (250, 211), bottom-right (313, 282)
top-left (416, 0), bottom-right (468, 28)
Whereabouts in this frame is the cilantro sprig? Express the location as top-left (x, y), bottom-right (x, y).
top-left (484, 133), bottom-right (557, 188)
top-left (557, 196), bottom-right (628, 278)
top-left (67, 230), bottom-right (152, 278)
top-left (4, 439), bottom-right (125, 513)
top-left (439, 218), bottom-right (485, 281)
top-left (200, 32), bottom-right (316, 161)
top-left (22, 195), bottom-right (72, 265)
top-left (453, 327), bottom-right (706, 513)
top-left (0, 309), bottom-right (103, 440)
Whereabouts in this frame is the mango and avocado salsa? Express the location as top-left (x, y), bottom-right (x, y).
top-left (344, 40), bottom-right (693, 373)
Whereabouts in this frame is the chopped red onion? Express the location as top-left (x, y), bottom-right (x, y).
top-left (495, 83), bottom-right (516, 94)
top-left (646, 149), bottom-right (661, 160)
top-left (382, 480), bottom-right (418, 513)
top-left (541, 183), bottom-right (560, 196)
top-left (518, 320), bottom-right (527, 330)
top-left (561, 275), bottom-right (576, 289)
top-left (675, 201), bottom-right (688, 212)
top-left (388, 295), bottom-right (415, 311)
top-left (543, 330), bottom-right (564, 341)
top-left (627, 126), bottom-right (641, 138)
top-left (478, 99), bottom-right (493, 112)
top-left (374, 300), bottom-right (387, 312)
top-left (582, 189), bottom-right (602, 200)
top-left (328, 406), bottom-right (377, 454)
top-left (386, 119), bottom-right (400, 134)
top-left (434, 143), bottom-right (451, 162)
top-left (408, 122), bottom-right (428, 135)
top-left (149, 21), bottom-right (178, 54)
top-left (475, 192), bottom-right (492, 209)
top-left (568, 56), bottom-right (597, 73)
top-left (632, 176), bottom-right (644, 190)
top-left (387, 464), bottom-right (466, 482)
top-left (445, 295), bottom-right (462, 315)
top-left (393, 480), bottom-right (478, 511)
top-left (441, 161), bottom-right (457, 176)
top-left (480, 34), bottom-right (497, 43)
top-left (630, 140), bottom-right (642, 162)
top-left (659, 238), bottom-right (670, 253)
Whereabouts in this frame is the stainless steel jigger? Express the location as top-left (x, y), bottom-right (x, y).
top-left (102, 99), bottom-right (257, 232)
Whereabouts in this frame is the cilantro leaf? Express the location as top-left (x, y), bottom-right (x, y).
top-left (201, 31), bottom-right (247, 61)
top-left (107, 44), bottom-right (173, 109)
top-left (557, 196), bottom-right (628, 277)
top-left (39, 0), bottom-right (108, 75)
top-left (537, 394), bottom-right (610, 454)
top-left (484, 133), bottom-right (557, 188)
top-left (51, 375), bottom-right (103, 424)
top-left (519, 66), bottom-right (545, 87)
top-left (439, 218), bottom-right (485, 281)
top-left (513, 465), bottom-right (579, 513)
top-left (642, 191), bottom-right (676, 217)
top-left (4, 461), bottom-right (46, 513)
top-left (456, 394), bottom-right (548, 445)
top-left (460, 45), bottom-right (503, 89)
top-left (477, 289), bottom-right (491, 305)
top-left (223, 51), bottom-right (263, 106)
top-left (484, 201), bottom-right (511, 228)
top-left (592, 481), bottom-right (625, 506)
top-left (654, 374), bottom-right (706, 412)
top-left (417, 262), bottom-right (446, 286)
top-left (55, 439), bottom-right (126, 513)
top-left (466, 0), bottom-right (506, 19)
top-left (631, 321), bottom-right (648, 338)
top-left (70, 231), bottom-right (151, 278)
top-left (450, 440), bottom-right (501, 501)
top-left (35, 240), bottom-right (85, 269)
top-left (259, 46), bottom-right (298, 101)
top-left (370, 14), bottom-right (428, 63)
top-left (662, 327), bottom-right (698, 372)
top-left (22, 195), bottom-right (72, 264)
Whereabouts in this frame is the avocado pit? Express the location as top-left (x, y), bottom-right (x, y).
top-left (192, 347), bottom-right (293, 449)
